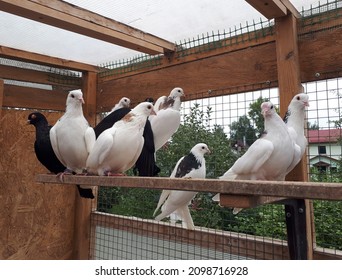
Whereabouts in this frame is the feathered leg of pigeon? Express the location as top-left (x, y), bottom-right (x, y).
top-left (176, 205), bottom-right (195, 230)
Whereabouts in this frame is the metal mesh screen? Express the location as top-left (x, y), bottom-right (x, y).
top-left (90, 74), bottom-right (342, 259)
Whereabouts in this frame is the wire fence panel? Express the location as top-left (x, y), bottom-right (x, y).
top-left (90, 74), bottom-right (342, 259)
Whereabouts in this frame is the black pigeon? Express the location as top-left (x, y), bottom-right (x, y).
top-left (28, 112), bottom-right (94, 199)
top-left (94, 106), bottom-right (160, 177)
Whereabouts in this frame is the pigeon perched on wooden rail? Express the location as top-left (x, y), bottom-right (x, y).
top-left (283, 93), bottom-right (310, 169)
top-left (86, 102), bottom-right (156, 176)
top-left (215, 101), bottom-right (298, 214)
top-left (93, 98), bottom-right (160, 176)
top-left (50, 89), bottom-right (96, 178)
top-left (27, 112), bottom-right (94, 199)
top-left (153, 143), bottom-right (210, 230)
top-left (150, 87), bottom-right (184, 151)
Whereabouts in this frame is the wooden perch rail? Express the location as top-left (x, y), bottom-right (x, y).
top-left (36, 174), bottom-right (342, 201)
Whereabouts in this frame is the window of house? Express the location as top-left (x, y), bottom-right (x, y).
top-left (318, 145), bottom-right (326, 154)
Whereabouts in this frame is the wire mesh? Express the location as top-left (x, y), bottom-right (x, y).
top-left (0, 57), bottom-right (82, 88)
top-left (98, 0), bottom-right (342, 78)
top-left (90, 74), bottom-right (342, 260)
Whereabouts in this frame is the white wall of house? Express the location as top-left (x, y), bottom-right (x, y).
top-left (308, 142), bottom-right (341, 170)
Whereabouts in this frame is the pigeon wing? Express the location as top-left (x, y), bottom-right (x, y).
top-left (153, 190), bottom-right (171, 217)
top-left (84, 126), bottom-right (96, 154)
top-left (49, 124), bottom-right (67, 168)
top-left (94, 107), bottom-right (131, 138)
top-left (230, 138), bottom-right (274, 175)
top-left (150, 109), bottom-right (181, 151)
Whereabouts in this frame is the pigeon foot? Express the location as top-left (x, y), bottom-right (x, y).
top-left (56, 168), bottom-right (73, 183)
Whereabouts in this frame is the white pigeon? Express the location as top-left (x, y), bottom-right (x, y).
top-left (149, 87), bottom-right (185, 151)
top-left (215, 101), bottom-right (298, 214)
top-left (283, 93), bottom-right (310, 169)
top-left (153, 143), bottom-right (210, 230)
top-left (86, 102), bottom-right (156, 175)
top-left (50, 89), bottom-right (95, 175)
top-left (110, 97), bottom-right (131, 112)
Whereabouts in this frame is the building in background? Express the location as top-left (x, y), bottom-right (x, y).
top-left (308, 129), bottom-right (342, 173)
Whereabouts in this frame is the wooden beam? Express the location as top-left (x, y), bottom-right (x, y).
top-left (71, 71), bottom-right (98, 260)
top-left (0, 46), bottom-right (99, 72)
top-left (3, 84), bottom-right (67, 111)
top-left (219, 194), bottom-right (285, 208)
top-left (82, 72), bottom-right (97, 126)
top-left (97, 24), bottom-right (342, 112)
top-left (0, 64), bottom-right (81, 88)
top-left (97, 42), bottom-right (279, 112)
top-left (275, 14), bottom-right (305, 180)
top-left (245, 0), bottom-right (287, 19)
top-left (0, 0), bottom-right (176, 55)
top-left (281, 0), bottom-right (301, 18)
top-left (275, 13), bottom-right (312, 260)
top-left (36, 175), bottom-right (342, 201)
top-left (0, 79), bottom-right (3, 118)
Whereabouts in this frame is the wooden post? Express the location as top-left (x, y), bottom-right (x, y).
top-left (72, 71), bottom-right (97, 259)
top-left (0, 79), bottom-right (4, 118)
top-left (275, 13), bottom-right (313, 259)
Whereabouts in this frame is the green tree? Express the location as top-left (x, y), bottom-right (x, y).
top-left (229, 115), bottom-right (257, 147)
top-left (308, 121), bottom-right (319, 130)
top-left (248, 96), bottom-right (269, 135)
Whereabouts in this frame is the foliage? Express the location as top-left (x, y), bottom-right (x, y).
top-left (229, 97), bottom-right (271, 147)
top-left (229, 115), bottom-right (257, 147)
top-left (307, 121), bottom-right (319, 130)
top-left (248, 97), bottom-right (270, 136)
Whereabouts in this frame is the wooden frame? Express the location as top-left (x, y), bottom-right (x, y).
top-left (36, 175), bottom-right (342, 201)
top-left (0, 1), bottom-right (341, 260)
top-left (0, 0), bottom-right (176, 55)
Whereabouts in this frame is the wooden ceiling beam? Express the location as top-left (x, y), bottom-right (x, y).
top-left (0, 0), bottom-right (176, 55)
top-left (0, 45), bottom-right (100, 72)
top-left (245, 0), bottom-right (301, 19)
top-left (0, 64), bottom-right (81, 87)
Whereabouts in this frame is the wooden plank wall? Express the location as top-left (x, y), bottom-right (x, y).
top-left (97, 25), bottom-right (342, 112)
top-left (0, 109), bottom-right (76, 259)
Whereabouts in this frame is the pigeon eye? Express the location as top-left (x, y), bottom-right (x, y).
top-left (71, 94), bottom-right (75, 98)
top-left (178, 89), bottom-right (181, 93)
top-left (31, 114), bottom-right (36, 119)
top-left (270, 105), bottom-right (274, 109)
top-left (147, 105), bottom-right (152, 109)
top-left (296, 96), bottom-right (300, 100)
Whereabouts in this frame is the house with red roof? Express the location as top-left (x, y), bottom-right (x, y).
top-left (308, 129), bottom-right (342, 172)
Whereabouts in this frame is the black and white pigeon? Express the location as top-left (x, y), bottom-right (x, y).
top-left (149, 87), bottom-right (185, 151)
top-left (50, 89), bottom-right (96, 176)
top-left (27, 112), bottom-right (94, 199)
top-left (153, 143), bottom-right (210, 230)
top-left (93, 97), bottom-right (160, 176)
top-left (283, 93), bottom-right (310, 169)
top-left (86, 102), bottom-right (156, 176)
top-left (215, 101), bottom-right (298, 214)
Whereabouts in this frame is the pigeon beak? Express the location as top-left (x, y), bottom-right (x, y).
top-left (27, 120), bottom-right (31, 125)
top-left (150, 108), bottom-right (157, 116)
top-left (261, 108), bottom-right (267, 117)
top-left (304, 101), bottom-right (309, 107)
top-left (207, 148), bottom-right (211, 154)
top-left (79, 97), bottom-right (85, 104)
